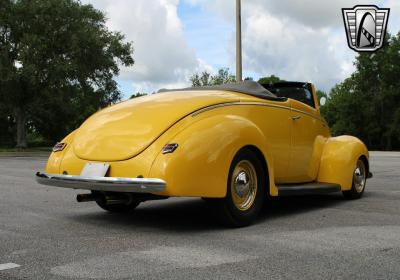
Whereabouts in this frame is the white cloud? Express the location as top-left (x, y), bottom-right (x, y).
top-left (247, 0), bottom-right (380, 28)
top-left (84, 0), bottom-right (206, 92)
top-left (239, 11), bottom-right (342, 91)
top-left (184, 0), bottom-right (393, 91)
top-left (386, 0), bottom-right (400, 33)
top-left (131, 58), bottom-right (214, 94)
top-left (84, 0), bottom-right (395, 94)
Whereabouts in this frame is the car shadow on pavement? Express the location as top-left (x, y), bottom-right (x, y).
top-left (70, 193), bottom-right (347, 231)
top-left (72, 198), bottom-right (224, 232)
top-left (258, 194), bottom-right (346, 222)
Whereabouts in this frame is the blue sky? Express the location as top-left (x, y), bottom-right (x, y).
top-left (85, 0), bottom-right (399, 99)
top-left (114, 1), bottom-right (271, 98)
top-left (178, 3), bottom-right (233, 70)
top-left (115, 1), bottom-right (238, 98)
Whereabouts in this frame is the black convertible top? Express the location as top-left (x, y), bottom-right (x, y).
top-left (158, 81), bottom-right (286, 101)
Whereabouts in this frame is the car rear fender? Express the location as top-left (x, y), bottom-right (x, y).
top-left (45, 130), bottom-right (77, 174)
top-left (149, 114), bottom-right (276, 198)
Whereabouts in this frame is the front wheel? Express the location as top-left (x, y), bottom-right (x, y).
top-left (212, 148), bottom-right (266, 227)
top-left (343, 159), bottom-right (367, 199)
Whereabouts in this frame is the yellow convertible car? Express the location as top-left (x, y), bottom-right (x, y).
top-left (36, 81), bottom-right (372, 226)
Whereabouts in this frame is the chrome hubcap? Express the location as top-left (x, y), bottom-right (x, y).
top-left (353, 160), bottom-right (366, 193)
top-left (231, 160), bottom-right (257, 211)
top-left (234, 171), bottom-right (250, 197)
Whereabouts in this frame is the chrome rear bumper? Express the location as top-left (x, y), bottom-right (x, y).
top-left (35, 172), bottom-right (166, 193)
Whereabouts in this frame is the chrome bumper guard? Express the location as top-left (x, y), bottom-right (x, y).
top-left (35, 172), bottom-right (166, 193)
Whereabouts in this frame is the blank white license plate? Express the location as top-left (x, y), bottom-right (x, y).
top-left (80, 162), bottom-right (110, 177)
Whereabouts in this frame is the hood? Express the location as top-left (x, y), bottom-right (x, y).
top-left (73, 90), bottom-right (240, 161)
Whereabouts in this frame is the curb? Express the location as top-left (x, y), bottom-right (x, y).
top-left (0, 152), bottom-right (50, 158)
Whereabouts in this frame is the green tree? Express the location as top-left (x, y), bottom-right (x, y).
top-left (0, 101), bottom-right (14, 147)
top-left (316, 90), bottom-right (327, 100)
top-left (130, 92), bottom-right (147, 99)
top-left (257, 75), bottom-right (282, 84)
top-left (190, 68), bottom-right (236, 87)
top-left (322, 32), bottom-right (400, 150)
top-left (321, 77), bottom-right (361, 137)
top-left (0, 0), bottom-right (134, 147)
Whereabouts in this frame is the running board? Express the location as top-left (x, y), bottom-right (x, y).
top-left (276, 183), bottom-right (341, 196)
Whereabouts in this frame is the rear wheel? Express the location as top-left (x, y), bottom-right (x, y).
top-left (213, 148), bottom-right (266, 227)
top-left (343, 159), bottom-right (367, 199)
top-left (93, 191), bottom-right (141, 213)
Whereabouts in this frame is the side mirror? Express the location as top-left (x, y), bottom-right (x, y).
top-left (319, 97), bottom-right (327, 106)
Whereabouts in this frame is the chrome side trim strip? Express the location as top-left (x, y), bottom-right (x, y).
top-left (240, 102), bottom-right (291, 110)
top-left (35, 172), bottom-right (166, 193)
top-left (191, 102), bottom-right (325, 122)
top-left (191, 102), bottom-right (240, 116)
top-left (192, 102), bottom-right (290, 117)
top-left (291, 108), bottom-right (322, 121)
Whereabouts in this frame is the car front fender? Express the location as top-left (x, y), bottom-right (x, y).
top-left (317, 135), bottom-right (369, 191)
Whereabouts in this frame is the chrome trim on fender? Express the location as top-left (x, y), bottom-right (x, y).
top-left (291, 108), bottom-right (322, 121)
top-left (191, 102), bottom-right (240, 116)
top-left (191, 102), bottom-right (326, 122)
top-left (192, 102), bottom-right (290, 117)
top-left (239, 102), bottom-right (291, 111)
top-left (35, 172), bottom-right (166, 193)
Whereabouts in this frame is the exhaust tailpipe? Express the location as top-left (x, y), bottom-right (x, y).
top-left (77, 193), bottom-right (103, 203)
top-left (103, 195), bottom-right (132, 205)
top-left (77, 193), bottom-right (132, 205)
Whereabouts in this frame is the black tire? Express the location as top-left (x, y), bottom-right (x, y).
top-left (212, 148), bottom-right (266, 227)
top-left (343, 158), bottom-right (367, 200)
top-left (93, 191), bottom-right (141, 213)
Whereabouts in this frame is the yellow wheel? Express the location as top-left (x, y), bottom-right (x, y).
top-left (213, 148), bottom-right (267, 227)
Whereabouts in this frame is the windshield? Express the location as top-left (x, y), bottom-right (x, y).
top-left (261, 82), bottom-right (315, 108)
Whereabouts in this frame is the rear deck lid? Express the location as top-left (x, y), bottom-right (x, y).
top-left (73, 90), bottom-right (240, 161)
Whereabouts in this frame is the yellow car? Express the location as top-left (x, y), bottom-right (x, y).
top-left (36, 81), bottom-right (372, 227)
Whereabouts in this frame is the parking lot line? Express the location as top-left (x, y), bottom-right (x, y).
top-left (0, 263), bottom-right (20, 271)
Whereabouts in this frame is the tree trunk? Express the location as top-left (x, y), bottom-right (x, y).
top-left (386, 130), bottom-right (392, 151)
top-left (15, 107), bottom-right (27, 149)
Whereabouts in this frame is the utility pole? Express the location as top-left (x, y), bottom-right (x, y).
top-left (236, 0), bottom-right (242, 82)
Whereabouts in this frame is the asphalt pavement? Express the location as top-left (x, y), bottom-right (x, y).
top-left (0, 152), bottom-right (399, 279)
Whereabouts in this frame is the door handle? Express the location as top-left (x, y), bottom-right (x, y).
top-left (292, 115), bottom-right (301, 120)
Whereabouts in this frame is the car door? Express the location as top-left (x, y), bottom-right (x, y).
top-left (288, 98), bottom-right (320, 183)
top-left (259, 82), bottom-right (327, 183)
top-left (257, 100), bottom-right (292, 183)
